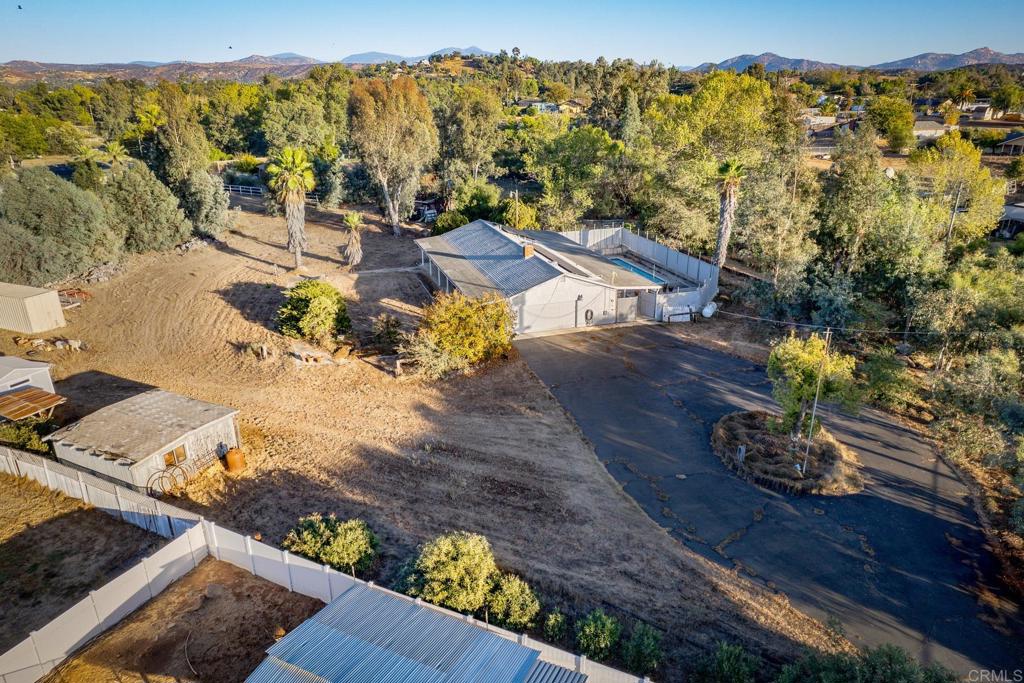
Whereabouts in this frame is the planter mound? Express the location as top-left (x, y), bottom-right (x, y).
top-left (711, 410), bottom-right (863, 496)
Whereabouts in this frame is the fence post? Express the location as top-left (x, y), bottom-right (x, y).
top-left (28, 631), bottom-right (43, 673)
top-left (576, 654), bottom-right (587, 673)
top-left (113, 486), bottom-right (128, 522)
top-left (42, 459), bottom-right (53, 489)
top-left (87, 590), bottom-right (102, 626)
top-left (10, 449), bottom-right (21, 478)
top-left (282, 550), bottom-right (293, 591)
top-left (323, 564), bottom-right (334, 601)
top-left (244, 535), bottom-right (257, 575)
top-left (77, 471), bottom-right (90, 504)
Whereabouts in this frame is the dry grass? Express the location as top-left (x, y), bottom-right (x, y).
top-left (0, 473), bottom-right (165, 651)
top-left (712, 411), bottom-right (864, 496)
top-left (0, 199), bottom-right (850, 678)
top-left (40, 559), bottom-right (322, 683)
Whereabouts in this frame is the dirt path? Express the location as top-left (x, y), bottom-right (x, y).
top-left (0, 474), bottom-right (164, 652)
top-left (1, 200), bottom-right (848, 678)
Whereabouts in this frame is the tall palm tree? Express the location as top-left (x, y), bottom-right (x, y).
top-left (713, 160), bottom-right (745, 269)
top-left (267, 147), bottom-right (316, 269)
top-left (952, 85), bottom-right (975, 108)
top-left (104, 141), bottom-right (128, 170)
top-left (342, 211), bottom-right (364, 268)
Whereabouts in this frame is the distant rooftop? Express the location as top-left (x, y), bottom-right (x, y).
top-left (246, 583), bottom-right (587, 683)
top-left (45, 389), bottom-right (236, 463)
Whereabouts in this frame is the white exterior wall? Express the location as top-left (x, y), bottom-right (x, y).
top-left (0, 289), bottom-right (65, 334)
top-left (0, 367), bottom-right (54, 394)
top-left (509, 276), bottom-right (616, 334)
top-left (54, 415), bottom-right (238, 491)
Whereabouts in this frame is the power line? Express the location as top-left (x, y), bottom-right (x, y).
top-left (713, 308), bottom-right (946, 337)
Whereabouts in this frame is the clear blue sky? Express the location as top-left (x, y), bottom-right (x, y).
top-left (0, 0), bottom-right (1019, 66)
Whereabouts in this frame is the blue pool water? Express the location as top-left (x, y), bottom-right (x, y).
top-left (610, 257), bottom-right (667, 285)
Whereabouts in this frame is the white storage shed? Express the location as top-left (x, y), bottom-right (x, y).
top-left (0, 283), bottom-right (66, 334)
top-left (0, 356), bottom-right (55, 394)
top-left (44, 389), bottom-right (239, 493)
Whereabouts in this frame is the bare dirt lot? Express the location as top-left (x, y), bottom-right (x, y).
top-left (41, 558), bottom-right (322, 683)
top-left (0, 198), bottom-right (848, 677)
top-left (0, 473), bottom-right (164, 652)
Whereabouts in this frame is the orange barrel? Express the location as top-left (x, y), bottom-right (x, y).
top-left (225, 447), bottom-right (246, 473)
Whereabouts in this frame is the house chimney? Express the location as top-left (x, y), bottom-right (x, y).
top-left (523, 244), bottom-right (534, 259)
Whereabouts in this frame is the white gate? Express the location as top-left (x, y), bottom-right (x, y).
top-left (616, 296), bottom-right (638, 323)
top-left (638, 292), bottom-right (657, 319)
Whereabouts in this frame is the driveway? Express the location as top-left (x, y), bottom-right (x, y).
top-left (517, 324), bottom-right (1024, 675)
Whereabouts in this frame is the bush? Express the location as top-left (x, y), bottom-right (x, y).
top-left (1011, 498), bottom-right (1024, 535)
top-left (454, 178), bottom-right (500, 221)
top-left (399, 330), bottom-right (471, 379)
top-left (543, 609), bottom-right (568, 643)
top-left (282, 514), bottom-right (378, 576)
top-left (232, 153), bottom-right (261, 174)
top-left (44, 122), bottom-right (85, 155)
top-left (277, 280), bottom-right (351, 346)
top-left (859, 347), bottom-right (913, 410)
top-left (373, 313), bottom-right (401, 349)
top-left (405, 531), bottom-right (497, 613)
top-left (622, 622), bottom-right (662, 676)
top-left (178, 170), bottom-right (230, 237)
top-left (433, 210), bottom-right (468, 235)
top-left (931, 416), bottom-right (1006, 466)
top-left (575, 609), bottom-right (620, 662)
top-left (70, 159), bottom-right (103, 191)
top-left (103, 163), bottom-right (191, 253)
top-left (1008, 157), bottom-right (1024, 182)
top-left (496, 197), bottom-right (540, 229)
top-left (690, 642), bottom-right (757, 683)
top-left (0, 417), bottom-right (54, 454)
top-left (777, 645), bottom-right (957, 683)
top-left (776, 651), bottom-right (862, 683)
top-left (486, 573), bottom-right (540, 630)
top-left (419, 291), bottom-right (515, 367)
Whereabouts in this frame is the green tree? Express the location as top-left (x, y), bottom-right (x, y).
top-left (261, 91), bottom-right (332, 155)
top-left (529, 125), bottom-right (621, 230)
top-left (266, 147), bottom-right (316, 269)
top-left (276, 280), bottom-right (351, 346)
top-left (543, 609), bottom-right (568, 643)
top-left (104, 140), bottom-right (129, 168)
top-left (102, 162), bottom-right (191, 252)
top-left (349, 77), bottom-right (439, 235)
top-left (767, 333), bottom-right (858, 442)
top-left (712, 160), bottom-right (745, 268)
top-left (282, 514), bottom-right (378, 576)
top-left (436, 85), bottom-right (503, 190)
top-left (433, 210), bottom-right (469, 235)
top-left (993, 84), bottom-right (1024, 114)
top-left (485, 573), bottom-right (540, 630)
top-left (496, 196), bottom-right (540, 229)
top-left (938, 100), bottom-right (961, 126)
top-left (691, 642), bottom-right (757, 683)
top-left (622, 623), bottom-right (662, 676)
top-left (405, 531), bottom-right (498, 613)
top-left (575, 609), bottom-right (620, 662)
top-left (867, 96), bottom-right (915, 152)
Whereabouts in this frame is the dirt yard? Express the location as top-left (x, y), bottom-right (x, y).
top-left (0, 473), bottom-right (164, 652)
top-left (0, 198), bottom-right (849, 677)
top-left (40, 558), bottom-right (322, 683)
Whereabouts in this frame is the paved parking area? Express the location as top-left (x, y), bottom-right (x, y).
top-left (517, 324), bottom-right (1024, 675)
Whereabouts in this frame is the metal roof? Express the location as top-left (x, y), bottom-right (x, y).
top-left (44, 389), bottom-right (237, 464)
top-left (0, 282), bottom-right (55, 301)
top-left (416, 221), bottom-right (562, 298)
top-left (0, 356), bottom-right (50, 385)
top-left (505, 229), bottom-right (660, 290)
top-left (246, 584), bottom-right (587, 683)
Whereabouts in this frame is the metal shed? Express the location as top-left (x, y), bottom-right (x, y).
top-left (0, 282), bottom-right (66, 334)
top-left (44, 389), bottom-right (239, 493)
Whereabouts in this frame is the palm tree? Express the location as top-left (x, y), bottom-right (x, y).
top-left (104, 141), bottom-right (128, 169)
top-left (712, 160), bottom-right (745, 268)
top-left (266, 147), bottom-right (316, 269)
top-left (952, 85), bottom-right (975, 108)
top-left (342, 211), bottom-right (364, 268)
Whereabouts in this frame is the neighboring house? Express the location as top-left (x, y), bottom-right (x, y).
top-left (516, 98), bottom-right (559, 114)
top-left (798, 108), bottom-right (837, 128)
top-left (247, 582), bottom-right (589, 683)
top-left (913, 118), bottom-right (954, 142)
top-left (0, 356), bottom-right (65, 422)
top-left (0, 282), bottom-right (66, 334)
top-left (417, 220), bottom-right (716, 334)
top-left (966, 103), bottom-right (1001, 121)
top-left (559, 99), bottom-right (586, 115)
top-left (996, 133), bottom-right (1024, 156)
top-left (45, 389), bottom-right (239, 493)
top-left (806, 118), bottom-right (858, 147)
top-left (997, 203), bottom-right (1024, 238)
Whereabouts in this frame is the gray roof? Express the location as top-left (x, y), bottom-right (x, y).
top-left (0, 282), bottom-right (56, 301)
top-left (0, 356), bottom-right (50, 385)
top-left (247, 583), bottom-right (586, 683)
top-left (416, 221), bottom-right (562, 297)
top-left (45, 389), bottom-right (237, 463)
top-left (505, 229), bottom-right (658, 289)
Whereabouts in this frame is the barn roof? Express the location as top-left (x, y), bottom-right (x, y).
top-left (416, 220), bottom-right (563, 297)
top-left (0, 282), bottom-right (56, 301)
top-left (0, 356), bottom-right (51, 386)
top-left (246, 583), bottom-right (587, 683)
top-left (44, 389), bottom-right (236, 464)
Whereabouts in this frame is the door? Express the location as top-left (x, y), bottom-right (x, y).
top-left (616, 295), bottom-right (638, 323)
top-left (638, 292), bottom-right (657, 319)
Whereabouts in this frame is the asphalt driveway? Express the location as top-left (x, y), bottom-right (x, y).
top-left (517, 324), bottom-right (1024, 675)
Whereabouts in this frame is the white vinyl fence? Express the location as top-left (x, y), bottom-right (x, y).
top-left (0, 447), bottom-right (647, 683)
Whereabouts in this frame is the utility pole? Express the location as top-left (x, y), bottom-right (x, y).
top-left (513, 188), bottom-right (520, 227)
top-left (802, 327), bottom-right (832, 476)
top-left (944, 180), bottom-right (964, 254)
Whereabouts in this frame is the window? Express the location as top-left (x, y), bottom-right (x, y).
top-left (163, 445), bottom-right (187, 467)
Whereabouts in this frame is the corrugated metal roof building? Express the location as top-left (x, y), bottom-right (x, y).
top-left (416, 221), bottom-right (661, 334)
top-left (0, 282), bottom-right (66, 334)
top-left (247, 583), bottom-right (588, 683)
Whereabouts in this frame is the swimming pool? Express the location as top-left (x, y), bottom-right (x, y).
top-left (610, 257), bottom-right (666, 285)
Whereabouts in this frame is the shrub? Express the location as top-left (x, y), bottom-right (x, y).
top-left (859, 644), bottom-right (957, 683)
top-left (373, 313), bottom-right (401, 349)
top-left (622, 622), bottom-right (661, 675)
top-left (454, 178), bottom-right (500, 221)
top-left (1011, 498), bottom-right (1024, 535)
top-left (277, 280), bottom-right (351, 346)
top-left (103, 163), bottom-right (191, 253)
top-left (776, 651), bottom-right (862, 683)
top-left (690, 642), bottom-right (757, 683)
top-left (1008, 157), bottom-right (1024, 181)
top-left (433, 210), bottom-right (468, 235)
top-left (0, 417), bottom-right (54, 454)
top-left (70, 159), bottom-right (103, 191)
top-left (405, 531), bottom-right (497, 613)
top-left (44, 122), bottom-right (85, 155)
top-left (282, 514), bottom-right (378, 576)
top-left (398, 330), bottom-right (470, 379)
top-left (931, 416), bottom-right (1006, 466)
top-left (232, 153), bottom-right (261, 174)
top-left (575, 609), bottom-right (620, 662)
top-left (859, 347), bottom-right (914, 411)
top-left (419, 291), bottom-right (514, 367)
top-left (486, 573), bottom-right (541, 630)
top-left (496, 197), bottom-right (540, 229)
top-left (543, 609), bottom-right (568, 643)
top-left (178, 169), bottom-right (230, 237)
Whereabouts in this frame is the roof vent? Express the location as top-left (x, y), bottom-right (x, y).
top-left (523, 244), bottom-right (535, 259)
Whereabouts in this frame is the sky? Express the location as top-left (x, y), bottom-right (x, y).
top-left (0, 0), bottom-right (1020, 67)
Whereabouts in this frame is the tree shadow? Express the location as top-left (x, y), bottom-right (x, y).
top-left (216, 281), bottom-right (286, 330)
top-left (54, 371), bottom-right (157, 422)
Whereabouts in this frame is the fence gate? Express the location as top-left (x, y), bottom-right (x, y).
top-left (616, 295), bottom-right (638, 323)
top-left (638, 292), bottom-right (657, 319)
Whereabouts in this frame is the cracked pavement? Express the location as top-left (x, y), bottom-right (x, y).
top-left (517, 324), bottom-right (1024, 675)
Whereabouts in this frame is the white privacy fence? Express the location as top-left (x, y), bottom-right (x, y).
top-left (0, 447), bottom-right (648, 683)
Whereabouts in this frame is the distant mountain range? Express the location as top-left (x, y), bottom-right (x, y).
top-left (693, 47), bottom-right (1024, 72)
top-left (3, 46), bottom-right (1022, 85)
